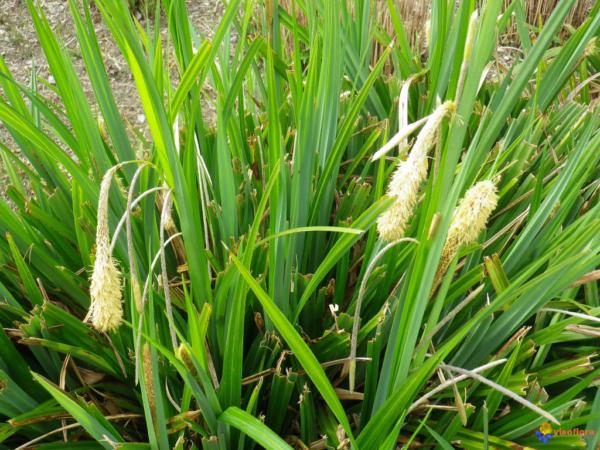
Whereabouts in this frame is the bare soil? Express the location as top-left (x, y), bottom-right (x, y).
top-left (0, 0), bottom-right (223, 196)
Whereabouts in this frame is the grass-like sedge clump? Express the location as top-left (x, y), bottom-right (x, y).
top-left (0, 1), bottom-right (599, 449)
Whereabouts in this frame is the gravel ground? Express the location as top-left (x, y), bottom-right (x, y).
top-left (0, 0), bottom-right (223, 196)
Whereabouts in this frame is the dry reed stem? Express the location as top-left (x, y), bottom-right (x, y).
top-left (160, 190), bottom-right (178, 350)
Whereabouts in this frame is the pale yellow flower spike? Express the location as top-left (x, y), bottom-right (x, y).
top-left (411, 100), bottom-right (456, 160)
top-left (434, 180), bottom-right (498, 289)
top-left (89, 167), bottom-right (123, 332)
top-left (377, 101), bottom-right (455, 241)
top-left (377, 151), bottom-right (428, 241)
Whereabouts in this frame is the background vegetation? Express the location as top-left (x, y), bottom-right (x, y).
top-left (0, 0), bottom-right (599, 448)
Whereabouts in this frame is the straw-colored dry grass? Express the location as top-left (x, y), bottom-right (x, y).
top-left (282, 0), bottom-right (595, 47)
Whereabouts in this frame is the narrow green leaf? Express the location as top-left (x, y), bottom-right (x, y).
top-left (219, 407), bottom-right (293, 450)
top-left (229, 253), bottom-right (356, 447)
top-left (31, 372), bottom-right (123, 449)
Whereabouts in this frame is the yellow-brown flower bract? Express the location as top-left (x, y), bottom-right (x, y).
top-left (377, 101), bottom-right (455, 241)
top-left (142, 343), bottom-right (156, 419)
top-left (434, 180), bottom-right (498, 289)
top-left (88, 167), bottom-right (123, 332)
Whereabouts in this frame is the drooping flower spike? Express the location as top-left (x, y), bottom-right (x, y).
top-left (88, 167), bottom-right (123, 332)
top-left (377, 101), bottom-right (455, 241)
top-left (377, 151), bottom-right (429, 241)
top-left (434, 179), bottom-right (499, 289)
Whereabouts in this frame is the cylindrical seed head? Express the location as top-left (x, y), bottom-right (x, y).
top-left (377, 151), bottom-right (428, 241)
top-left (434, 180), bottom-right (498, 289)
top-left (89, 167), bottom-right (123, 332)
top-left (377, 101), bottom-right (455, 241)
